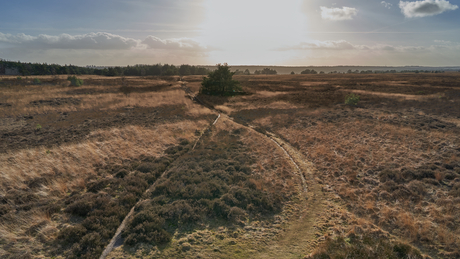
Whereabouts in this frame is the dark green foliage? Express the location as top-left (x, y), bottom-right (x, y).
top-left (67, 75), bottom-right (83, 86)
top-left (307, 233), bottom-right (423, 259)
top-left (345, 93), bottom-right (360, 106)
top-left (33, 78), bottom-right (41, 85)
top-left (254, 68), bottom-right (277, 75)
top-left (0, 60), bottom-right (208, 76)
top-left (300, 69), bottom-right (318, 74)
top-left (200, 63), bottom-right (242, 96)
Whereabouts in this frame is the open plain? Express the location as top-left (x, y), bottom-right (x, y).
top-left (1, 73), bottom-right (460, 258)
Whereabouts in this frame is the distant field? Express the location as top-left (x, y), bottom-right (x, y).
top-left (1, 73), bottom-right (459, 258)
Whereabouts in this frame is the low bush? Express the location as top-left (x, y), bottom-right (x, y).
top-left (33, 78), bottom-right (41, 85)
top-left (67, 75), bottom-right (84, 87)
top-left (345, 93), bottom-right (360, 106)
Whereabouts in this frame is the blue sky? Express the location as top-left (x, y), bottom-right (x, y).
top-left (1, 0), bottom-right (459, 66)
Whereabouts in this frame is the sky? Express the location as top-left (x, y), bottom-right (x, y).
top-left (0, 0), bottom-right (459, 66)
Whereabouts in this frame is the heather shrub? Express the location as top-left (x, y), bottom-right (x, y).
top-left (58, 225), bottom-right (88, 245)
top-left (307, 233), bottom-right (423, 259)
top-left (123, 132), bottom-right (286, 247)
top-left (58, 147), bottom-right (189, 258)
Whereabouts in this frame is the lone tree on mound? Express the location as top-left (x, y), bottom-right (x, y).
top-left (200, 63), bottom-right (241, 96)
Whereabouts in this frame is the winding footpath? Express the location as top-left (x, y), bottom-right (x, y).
top-left (100, 83), bottom-right (327, 258)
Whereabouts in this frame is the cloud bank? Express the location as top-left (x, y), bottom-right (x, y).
top-left (320, 6), bottom-right (358, 21)
top-left (399, 0), bottom-right (458, 18)
top-left (0, 32), bottom-right (139, 50)
top-left (0, 32), bottom-right (213, 65)
top-left (142, 36), bottom-right (211, 52)
top-left (0, 32), bottom-right (210, 52)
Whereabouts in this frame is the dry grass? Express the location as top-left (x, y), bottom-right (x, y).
top-left (0, 76), bottom-right (211, 117)
top-left (0, 120), bottom-right (206, 196)
top-left (2, 73), bottom-right (460, 258)
top-left (0, 118), bottom-right (208, 257)
top-left (275, 115), bottom-right (460, 256)
top-left (194, 72), bottom-right (460, 257)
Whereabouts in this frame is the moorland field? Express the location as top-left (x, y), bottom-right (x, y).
top-left (0, 73), bottom-right (459, 258)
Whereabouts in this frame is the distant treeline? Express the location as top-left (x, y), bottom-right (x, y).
top-left (0, 60), bottom-right (209, 76)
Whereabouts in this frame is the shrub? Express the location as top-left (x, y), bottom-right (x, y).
top-left (306, 233), bottom-right (423, 259)
top-left (345, 93), bottom-right (360, 106)
top-left (200, 63), bottom-right (241, 96)
top-left (17, 76), bottom-right (22, 80)
top-left (33, 78), bottom-right (41, 85)
top-left (58, 225), bottom-right (88, 245)
top-left (67, 75), bottom-right (84, 87)
top-left (137, 162), bottom-right (157, 173)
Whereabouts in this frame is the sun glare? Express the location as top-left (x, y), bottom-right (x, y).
top-left (199, 0), bottom-right (307, 64)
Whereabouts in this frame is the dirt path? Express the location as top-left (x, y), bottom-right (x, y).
top-left (103, 83), bottom-right (328, 258)
top-left (181, 83), bottom-right (329, 258)
top-left (253, 135), bottom-right (325, 258)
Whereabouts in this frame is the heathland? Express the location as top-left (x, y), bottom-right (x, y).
top-left (0, 72), bottom-right (459, 258)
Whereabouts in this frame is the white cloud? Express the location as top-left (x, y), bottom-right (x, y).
top-left (399, 0), bottom-right (458, 18)
top-left (0, 32), bottom-right (212, 53)
top-left (320, 6), bottom-right (358, 21)
top-left (141, 36), bottom-right (211, 52)
top-left (0, 32), bottom-right (140, 50)
top-left (381, 1), bottom-right (393, 9)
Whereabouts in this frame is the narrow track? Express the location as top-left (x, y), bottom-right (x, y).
top-left (179, 83), bottom-right (327, 258)
top-left (102, 83), bottom-right (326, 258)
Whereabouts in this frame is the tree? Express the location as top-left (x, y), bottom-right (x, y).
top-left (200, 63), bottom-right (241, 96)
top-left (301, 69), bottom-right (317, 74)
top-left (179, 65), bottom-right (192, 76)
top-left (260, 68), bottom-right (277, 75)
top-left (244, 69), bottom-right (250, 75)
top-left (291, 71), bottom-right (295, 75)
top-left (234, 69), bottom-right (244, 75)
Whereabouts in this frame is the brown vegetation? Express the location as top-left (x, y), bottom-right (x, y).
top-left (194, 72), bottom-right (460, 258)
top-left (2, 72), bottom-right (460, 258)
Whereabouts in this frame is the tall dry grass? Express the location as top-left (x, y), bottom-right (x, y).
top-left (0, 119), bottom-right (208, 256)
top-left (0, 77), bottom-right (210, 117)
top-left (0, 120), bottom-right (207, 198)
